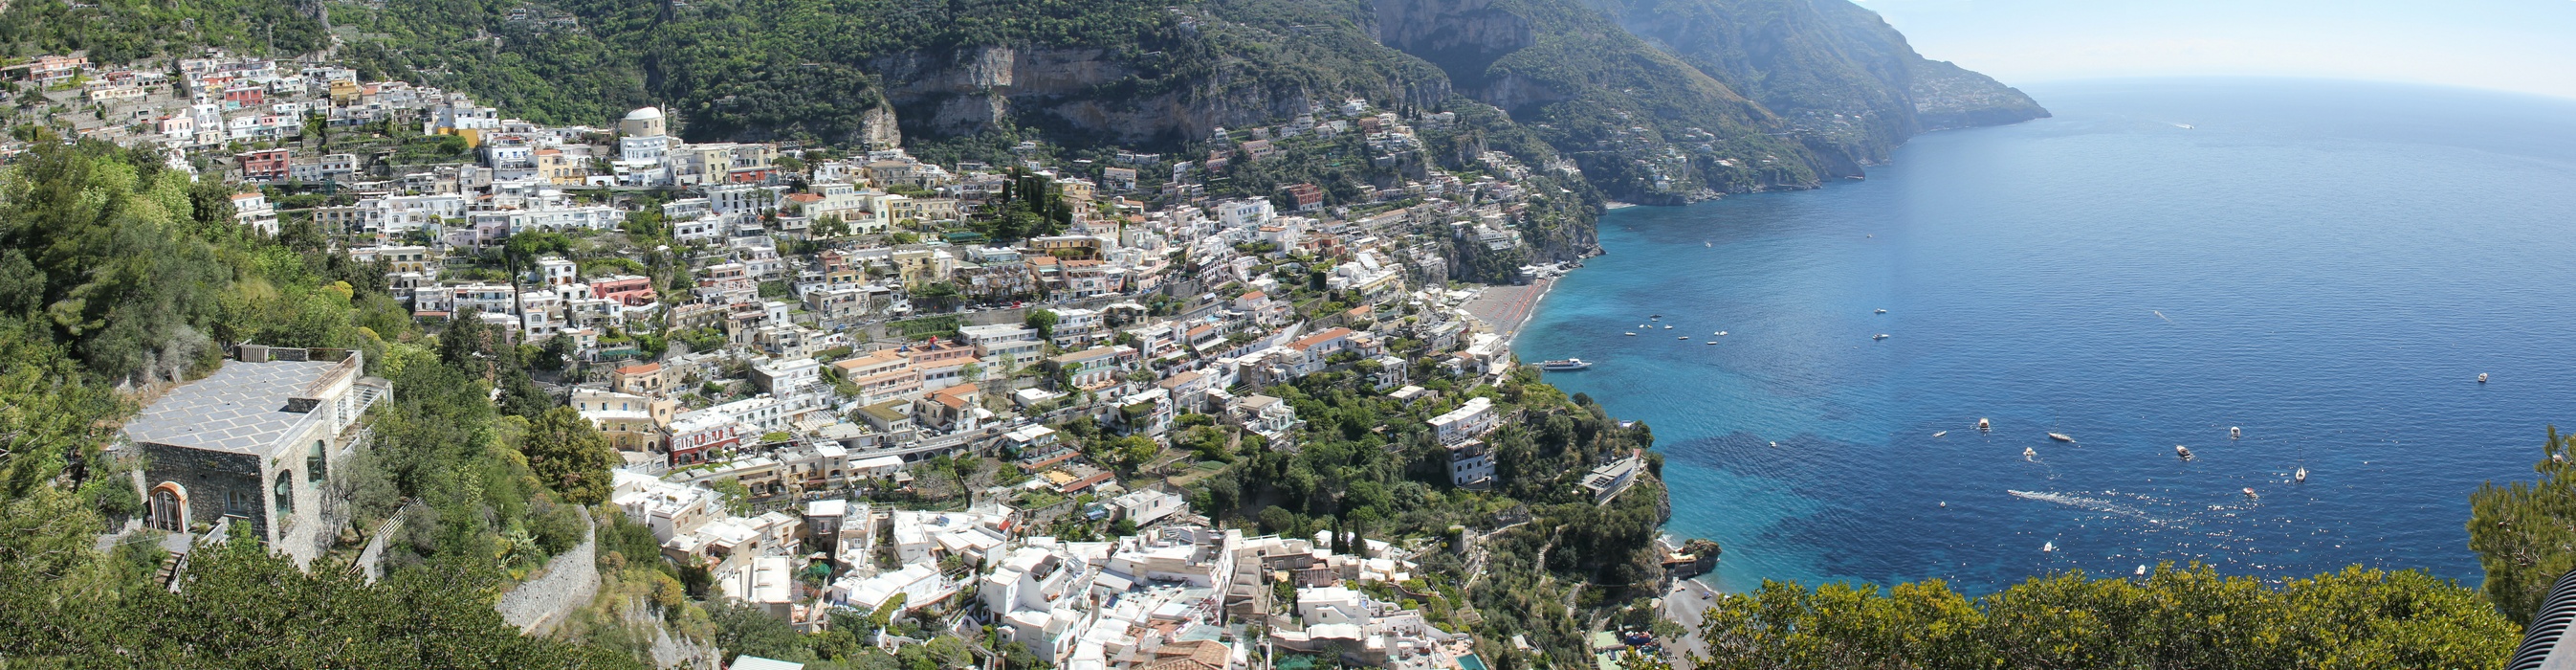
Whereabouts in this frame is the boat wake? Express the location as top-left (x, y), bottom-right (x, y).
top-left (2008, 490), bottom-right (2154, 521)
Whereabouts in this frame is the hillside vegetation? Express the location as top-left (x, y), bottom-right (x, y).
top-left (0, 0), bottom-right (2041, 202)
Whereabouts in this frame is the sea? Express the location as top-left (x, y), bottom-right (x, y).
top-left (1513, 78), bottom-right (2576, 594)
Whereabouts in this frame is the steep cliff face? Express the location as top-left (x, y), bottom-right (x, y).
top-left (848, 8), bottom-right (1454, 147)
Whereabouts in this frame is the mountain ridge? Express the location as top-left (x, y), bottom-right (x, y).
top-left (0, 0), bottom-right (2046, 201)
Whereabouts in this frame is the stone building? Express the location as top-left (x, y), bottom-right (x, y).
top-left (127, 346), bottom-right (389, 569)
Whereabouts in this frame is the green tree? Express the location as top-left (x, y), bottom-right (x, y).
top-left (2470, 425), bottom-right (2576, 624)
top-left (1685, 565), bottom-right (2512, 670)
top-left (518, 406), bottom-right (618, 504)
top-left (1024, 309), bottom-right (1058, 341)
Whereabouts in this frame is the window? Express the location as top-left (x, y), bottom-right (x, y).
top-left (274, 478), bottom-right (294, 516)
top-left (308, 440), bottom-right (328, 483)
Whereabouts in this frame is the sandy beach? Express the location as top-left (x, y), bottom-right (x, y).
top-left (1459, 277), bottom-right (1557, 343)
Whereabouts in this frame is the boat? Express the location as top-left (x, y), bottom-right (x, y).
top-left (1538, 359), bottom-right (1592, 371)
top-left (1706, 341), bottom-right (1718, 346)
top-left (2176, 445), bottom-right (2194, 460)
top-left (1977, 418), bottom-right (1992, 431)
top-left (2042, 542), bottom-right (2056, 552)
top-left (2243, 487), bottom-right (2258, 499)
top-left (1932, 431), bottom-right (1948, 437)
top-left (2024, 447), bottom-right (2037, 459)
top-left (2048, 433), bottom-right (2076, 443)
top-left (1769, 441), bottom-right (1778, 448)
top-left (1875, 309), bottom-right (1887, 314)
top-left (1678, 336), bottom-right (1690, 340)
top-left (2480, 372), bottom-right (2490, 384)
top-left (2137, 565), bottom-right (2148, 576)
top-left (1939, 502), bottom-right (1947, 508)
top-left (2295, 467), bottom-right (2307, 483)
top-left (1716, 331), bottom-right (1728, 336)
top-left (1624, 332), bottom-right (1637, 337)
top-left (1663, 324), bottom-right (1674, 329)
top-left (2231, 426), bottom-right (2242, 439)
top-left (1650, 315), bottom-right (1662, 320)
top-left (1873, 333), bottom-right (1890, 341)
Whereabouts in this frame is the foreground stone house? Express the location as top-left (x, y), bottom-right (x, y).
top-left (126, 346), bottom-right (389, 568)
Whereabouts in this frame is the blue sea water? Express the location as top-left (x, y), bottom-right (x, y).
top-left (1513, 78), bottom-right (2576, 594)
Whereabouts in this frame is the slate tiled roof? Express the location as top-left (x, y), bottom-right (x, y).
top-left (125, 360), bottom-right (338, 456)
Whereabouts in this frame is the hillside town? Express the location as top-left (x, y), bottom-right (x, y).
top-left (22, 49), bottom-right (1693, 670)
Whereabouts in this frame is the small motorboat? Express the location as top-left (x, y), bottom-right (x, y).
top-left (1624, 332), bottom-right (1637, 336)
top-left (2230, 426), bottom-right (2242, 439)
top-left (1539, 359), bottom-right (1592, 371)
top-left (1768, 441), bottom-right (1778, 448)
top-left (2176, 445), bottom-right (2194, 460)
top-left (1650, 315), bottom-right (1662, 320)
top-left (1977, 418), bottom-right (1992, 432)
top-left (1716, 331), bottom-right (1728, 336)
top-left (1932, 431), bottom-right (1948, 437)
top-left (2048, 433), bottom-right (2076, 443)
top-left (2041, 542), bottom-right (2056, 552)
top-left (2243, 487), bottom-right (2258, 499)
top-left (2023, 447), bottom-right (2037, 459)
top-left (2479, 372), bottom-right (2489, 384)
top-left (1663, 324), bottom-right (1674, 329)
top-left (1875, 309), bottom-right (1887, 314)
top-left (2295, 467), bottom-right (2307, 483)
top-left (1678, 336), bottom-right (1690, 340)
top-left (2136, 565), bottom-right (2148, 576)
top-left (1873, 333), bottom-right (1890, 341)
top-left (1705, 341), bottom-right (1718, 346)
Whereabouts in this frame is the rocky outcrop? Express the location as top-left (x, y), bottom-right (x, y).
top-left (870, 41), bottom-right (1452, 146)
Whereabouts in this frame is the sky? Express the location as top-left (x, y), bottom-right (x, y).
top-left (1857, 0), bottom-right (2576, 100)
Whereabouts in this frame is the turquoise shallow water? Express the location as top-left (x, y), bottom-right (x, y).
top-left (1515, 78), bottom-right (2576, 594)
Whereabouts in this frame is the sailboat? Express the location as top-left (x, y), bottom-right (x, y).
top-left (2176, 445), bottom-right (2194, 460)
top-left (2048, 433), bottom-right (2076, 443)
top-left (2295, 467), bottom-right (2307, 483)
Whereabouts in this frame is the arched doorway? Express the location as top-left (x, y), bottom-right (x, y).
top-left (149, 482), bottom-right (187, 532)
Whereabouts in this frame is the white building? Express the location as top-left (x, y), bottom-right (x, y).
top-left (1427, 397), bottom-right (1496, 446)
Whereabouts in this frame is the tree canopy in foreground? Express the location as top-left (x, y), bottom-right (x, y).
top-left (1686, 564), bottom-right (2511, 670)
